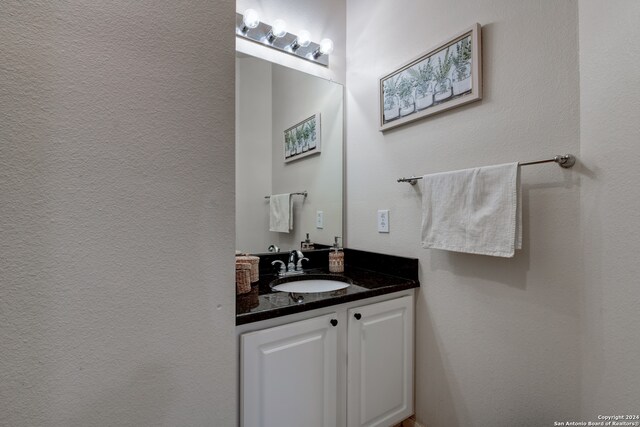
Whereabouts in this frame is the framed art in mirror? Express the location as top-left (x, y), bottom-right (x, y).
top-left (284, 113), bottom-right (321, 162)
top-left (379, 23), bottom-right (482, 132)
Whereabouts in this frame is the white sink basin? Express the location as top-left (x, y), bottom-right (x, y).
top-left (272, 279), bottom-right (350, 293)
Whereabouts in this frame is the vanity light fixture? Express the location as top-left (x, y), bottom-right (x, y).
top-left (235, 12), bottom-right (331, 67)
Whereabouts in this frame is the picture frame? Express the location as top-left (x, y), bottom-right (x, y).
top-left (379, 23), bottom-right (482, 132)
top-left (284, 113), bottom-right (321, 162)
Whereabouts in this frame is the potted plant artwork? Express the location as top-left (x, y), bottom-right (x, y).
top-left (383, 75), bottom-right (401, 122)
top-left (283, 113), bottom-right (321, 162)
top-left (451, 36), bottom-right (472, 96)
top-left (284, 132), bottom-right (292, 157)
top-left (379, 24), bottom-right (481, 130)
top-left (308, 120), bottom-right (317, 149)
top-left (295, 126), bottom-right (303, 154)
top-left (397, 75), bottom-right (415, 117)
top-left (301, 123), bottom-right (310, 152)
top-left (433, 48), bottom-right (453, 103)
top-left (408, 59), bottom-right (435, 111)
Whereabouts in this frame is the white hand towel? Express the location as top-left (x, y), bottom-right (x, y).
top-left (269, 193), bottom-right (293, 233)
top-left (421, 162), bottom-right (522, 257)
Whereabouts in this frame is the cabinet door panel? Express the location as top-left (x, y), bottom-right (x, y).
top-left (348, 296), bottom-right (413, 427)
top-left (241, 313), bottom-right (338, 427)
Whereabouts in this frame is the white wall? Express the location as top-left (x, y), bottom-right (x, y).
top-left (579, 0), bottom-right (640, 417)
top-left (346, 1), bottom-right (582, 425)
top-left (236, 0), bottom-right (346, 85)
top-left (0, 1), bottom-right (236, 426)
top-left (236, 56), bottom-right (273, 253)
top-left (271, 65), bottom-right (344, 250)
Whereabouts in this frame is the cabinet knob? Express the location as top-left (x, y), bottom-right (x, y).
top-left (354, 313), bottom-right (362, 320)
top-left (330, 319), bottom-right (338, 327)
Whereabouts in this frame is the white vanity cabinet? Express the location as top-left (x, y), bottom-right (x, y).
top-left (241, 313), bottom-right (339, 427)
top-left (239, 291), bottom-right (415, 427)
top-left (347, 296), bottom-right (414, 427)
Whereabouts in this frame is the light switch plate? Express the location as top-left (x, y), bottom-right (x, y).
top-left (316, 211), bottom-right (324, 229)
top-left (377, 210), bottom-right (389, 233)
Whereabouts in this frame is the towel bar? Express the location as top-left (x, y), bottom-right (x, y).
top-left (397, 154), bottom-right (576, 185)
top-left (264, 191), bottom-right (308, 199)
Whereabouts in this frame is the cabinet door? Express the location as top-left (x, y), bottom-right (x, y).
top-left (241, 313), bottom-right (339, 427)
top-left (347, 296), bottom-right (414, 427)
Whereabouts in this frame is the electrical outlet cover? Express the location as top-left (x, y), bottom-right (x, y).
top-left (377, 209), bottom-right (389, 233)
top-left (316, 211), bottom-right (324, 229)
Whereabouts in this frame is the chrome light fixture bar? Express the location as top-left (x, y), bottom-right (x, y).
top-left (235, 12), bottom-right (331, 67)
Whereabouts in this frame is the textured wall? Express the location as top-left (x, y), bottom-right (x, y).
top-left (236, 0), bottom-right (346, 84)
top-left (0, 1), bottom-right (236, 426)
top-left (579, 0), bottom-right (640, 417)
top-left (346, 1), bottom-right (581, 425)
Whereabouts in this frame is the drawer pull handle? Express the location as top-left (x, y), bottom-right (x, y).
top-left (354, 313), bottom-right (362, 320)
top-left (330, 319), bottom-right (338, 327)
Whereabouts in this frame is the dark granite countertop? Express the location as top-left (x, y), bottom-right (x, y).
top-left (236, 249), bottom-right (419, 325)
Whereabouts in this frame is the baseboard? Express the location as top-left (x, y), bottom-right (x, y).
top-left (393, 415), bottom-right (426, 427)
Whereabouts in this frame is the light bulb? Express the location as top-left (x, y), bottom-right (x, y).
top-left (242, 9), bottom-right (260, 29)
top-left (289, 30), bottom-right (311, 52)
top-left (297, 30), bottom-right (311, 47)
top-left (319, 38), bottom-right (334, 55)
top-left (271, 19), bottom-right (287, 38)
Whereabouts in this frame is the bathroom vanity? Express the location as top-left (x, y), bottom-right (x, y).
top-left (236, 249), bottom-right (419, 427)
top-left (235, 44), bottom-right (417, 427)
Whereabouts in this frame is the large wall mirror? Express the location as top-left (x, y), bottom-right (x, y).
top-left (236, 53), bottom-right (344, 254)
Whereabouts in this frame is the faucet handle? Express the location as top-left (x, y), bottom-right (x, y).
top-left (271, 260), bottom-right (286, 275)
top-left (296, 257), bottom-right (309, 271)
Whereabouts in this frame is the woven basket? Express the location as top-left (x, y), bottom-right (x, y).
top-left (236, 255), bottom-right (259, 282)
top-left (236, 262), bottom-right (252, 294)
top-left (237, 285), bottom-right (259, 310)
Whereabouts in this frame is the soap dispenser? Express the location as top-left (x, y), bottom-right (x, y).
top-left (301, 233), bottom-right (315, 250)
top-left (328, 236), bottom-right (344, 273)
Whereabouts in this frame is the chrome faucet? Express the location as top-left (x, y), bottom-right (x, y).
top-left (288, 250), bottom-right (304, 272)
top-left (296, 256), bottom-right (309, 271)
top-left (271, 250), bottom-right (308, 277)
top-left (271, 260), bottom-right (287, 276)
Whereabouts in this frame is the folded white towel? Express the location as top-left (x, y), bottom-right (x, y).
top-left (269, 193), bottom-right (293, 233)
top-left (421, 162), bottom-right (522, 257)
